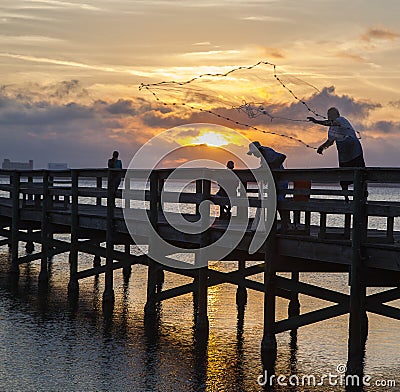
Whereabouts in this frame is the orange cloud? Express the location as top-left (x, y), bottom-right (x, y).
top-left (335, 51), bottom-right (366, 63)
top-left (360, 28), bottom-right (400, 42)
top-left (259, 46), bottom-right (285, 59)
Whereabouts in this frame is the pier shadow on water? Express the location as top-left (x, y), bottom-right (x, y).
top-left (0, 250), bottom-right (397, 392)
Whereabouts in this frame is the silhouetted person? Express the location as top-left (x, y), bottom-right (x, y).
top-left (247, 141), bottom-right (289, 224)
top-left (215, 160), bottom-right (236, 220)
top-left (108, 150), bottom-right (122, 197)
top-left (247, 141), bottom-right (287, 199)
top-left (308, 107), bottom-right (365, 201)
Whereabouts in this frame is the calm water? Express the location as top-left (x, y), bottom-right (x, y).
top-left (0, 186), bottom-right (399, 391)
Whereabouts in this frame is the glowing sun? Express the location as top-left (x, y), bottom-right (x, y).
top-left (192, 131), bottom-right (230, 147)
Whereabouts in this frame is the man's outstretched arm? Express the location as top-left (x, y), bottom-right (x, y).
top-left (317, 138), bottom-right (335, 154)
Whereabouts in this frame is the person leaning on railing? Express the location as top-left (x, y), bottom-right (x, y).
top-left (247, 141), bottom-right (289, 222)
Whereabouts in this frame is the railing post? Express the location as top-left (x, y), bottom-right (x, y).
top-left (304, 211), bottom-right (311, 236)
top-left (96, 176), bottom-right (102, 206)
top-left (319, 212), bottom-right (327, 239)
top-left (38, 171), bottom-right (49, 286)
top-left (68, 170), bottom-right (79, 299)
top-left (386, 216), bottom-right (394, 243)
top-left (145, 171), bottom-right (159, 317)
top-left (93, 175), bottom-right (103, 268)
top-left (347, 168), bottom-right (368, 375)
top-left (158, 178), bottom-right (164, 212)
top-left (25, 173), bottom-right (35, 254)
top-left (124, 172), bottom-right (130, 210)
top-left (195, 177), bottom-right (211, 333)
top-left (195, 179), bottom-right (202, 216)
top-left (103, 169), bottom-right (115, 313)
top-left (344, 213), bottom-right (352, 239)
top-left (27, 175), bottom-right (34, 203)
top-left (237, 179), bottom-right (247, 221)
top-left (9, 171), bottom-right (21, 278)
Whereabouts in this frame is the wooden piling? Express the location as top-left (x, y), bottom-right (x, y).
top-left (25, 176), bottom-right (35, 254)
top-left (145, 172), bottom-right (159, 317)
top-left (25, 233), bottom-right (35, 254)
top-left (347, 169), bottom-right (368, 375)
top-left (93, 253), bottom-right (101, 268)
top-left (122, 244), bottom-right (132, 279)
top-left (195, 267), bottom-right (209, 332)
top-left (68, 170), bottom-right (79, 299)
top-left (288, 271), bottom-right (301, 318)
top-left (261, 218), bottom-right (278, 357)
top-left (103, 169), bottom-right (115, 311)
top-left (236, 259), bottom-right (248, 308)
top-left (38, 171), bottom-right (49, 286)
top-left (195, 178), bottom-right (211, 333)
top-left (96, 176), bottom-right (102, 206)
top-left (9, 171), bottom-right (20, 278)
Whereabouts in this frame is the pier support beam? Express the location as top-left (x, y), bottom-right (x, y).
top-left (9, 171), bottom-right (20, 279)
top-left (38, 172), bottom-right (49, 287)
top-left (68, 170), bottom-right (79, 299)
top-left (195, 267), bottom-right (209, 333)
top-left (102, 170), bottom-right (115, 314)
top-left (347, 169), bottom-right (368, 375)
top-left (288, 271), bottom-right (301, 318)
top-left (122, 244), bottom-right (132, 280)
top-left (195, 179), bottom-right (211, 334)
top-left (93, 254), bottom-right (101, 268)
top-left (25, 229), bottom-right (35, 254)
top-left (156, 268), bottom-right (165, 291)
top-left (144, 172), bottom-right (160, 318)
top-left (236, 259), bottom-right (248, 308)
top-left (144, 259), bottom-right (158, 317)
top-left (261, 220), bottom-right (277, 366)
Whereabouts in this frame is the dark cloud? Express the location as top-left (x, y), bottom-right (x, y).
top-left (106, 99), bottom-right (138, 116)
top-left (0, 80), bottom-right (91, 104)
top-left (369, 121), bottom-right (400, 135)
top-left (300, 86), bottom-right (380, 119)
top-left (0, 79), bottom-right (395, 169)
top-left (389, 100), bottom-right (400, 109)
top-left (48, 80), bottom-right (90, 101)
top-left (0, 88), bottom-right (150, 168)
top-left (174, 127), bottom-right (201, 138)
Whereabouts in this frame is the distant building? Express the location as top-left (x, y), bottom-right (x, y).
top-left (2, 159), bottom-right (33, 170)
top-left (48, 163), bottom-right (68, 170)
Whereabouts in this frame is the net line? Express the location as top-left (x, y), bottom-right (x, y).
top-left (138, 61), bottom-right (333, 149)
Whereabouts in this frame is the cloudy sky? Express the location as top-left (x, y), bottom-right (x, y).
top-left (1, 0), bottom-right (399, 168)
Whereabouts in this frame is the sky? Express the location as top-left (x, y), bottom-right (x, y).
top-left (0, 0), bottom-right (400, 168)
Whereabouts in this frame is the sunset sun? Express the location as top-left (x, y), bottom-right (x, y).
top-left (192, 131), bottom-right (231, 147)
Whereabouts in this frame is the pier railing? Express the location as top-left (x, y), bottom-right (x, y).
top-left (1, 167), bottom-right (400, 245)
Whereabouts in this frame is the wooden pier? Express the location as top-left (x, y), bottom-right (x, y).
top-left (1, 167), bottom-right (399, 375)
